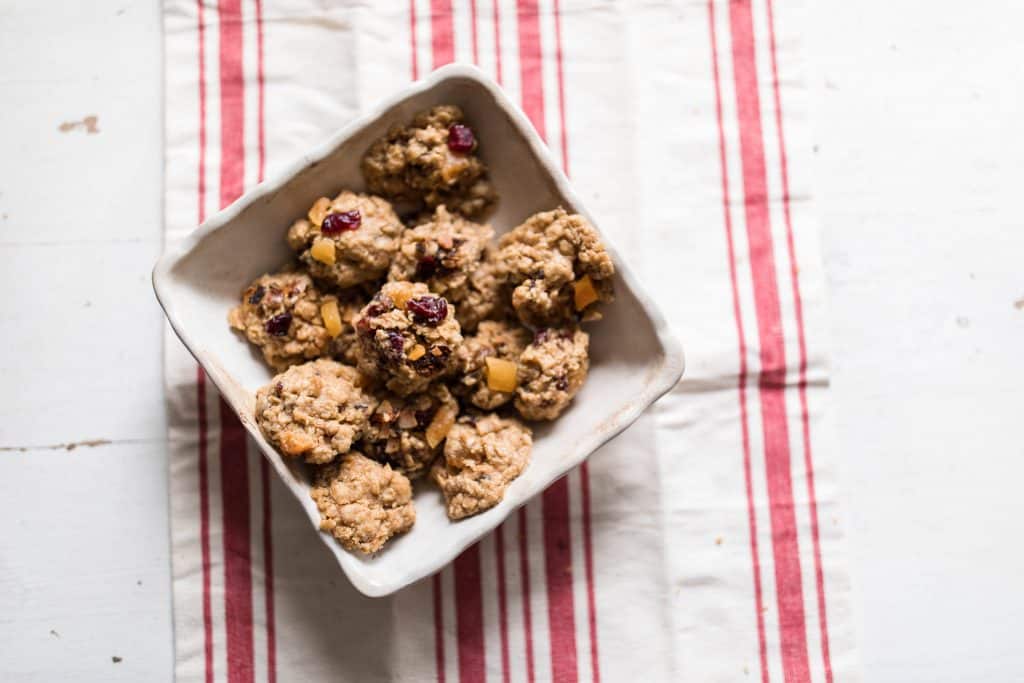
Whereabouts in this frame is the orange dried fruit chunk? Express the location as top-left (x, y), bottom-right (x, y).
top-left (573, 275), bottom-right (599, 311)
top-left (425, 404), bottom-right (458, 448)
top-left (321, 300), bottom-right (342, 338)
top-left (308, 197), bottom-right (332, 227)
top-left (279, 430), bottom-right (315, 456)
top-left (310, 237), bottom-right (336, 265)
top-left (389, 282), bottom-right (415, 310)
top-left (407, 344), bottom-right (427, 361)
top-left (485, 357), bottom-right (518, 393)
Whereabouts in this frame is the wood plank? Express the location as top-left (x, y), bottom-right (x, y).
top-left (0, 441), bottom-right (172, 681)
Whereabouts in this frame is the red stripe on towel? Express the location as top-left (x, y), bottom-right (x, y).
top-left (197, 369), bottom-right (214, 683)
top-left (707, 1), bottom-right (770, 680)
top-left (516, 0), bottom-right (546, 139)
top-left (217, 2), bottom-right (256, 680)
top-left (764, 1), bottom-right (834, 679)
top-left (218, 400), bottom-right (255, 683)
top-left (495, 526), bottom-right (512, 683)
top-left (455, 545), bottom-right (487, 682)
top-left (434, 572), bottom-right (447, 683)
top-left (218, 0), bottom-right (245, 210)
top-left (431, 0), bottom-right (455, 68)
top-left (519, 508), bottom-right (536, 682)
top-left (728, 1), bottom-right (811, 680)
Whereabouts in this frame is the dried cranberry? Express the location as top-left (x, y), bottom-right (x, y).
top-left (265, 312), bottom-right (292, 336)
top-left (415, 254), bottom-right (438, 279)
top-left (248, 285), bottom-right (265, 305)
top-left (274, 382), bottom-right (284, 396)
top-left (367, 302), bottom-right (390, 317)
top-left (321, 210), bottom-right (361, 234)
top-left (447, 124), bottom-right (476, 153)
top-left (555, 376), bottom-right (569, 391)
top-left (406, 296), bottom-right (448, 326)
top-left (412, 354), bottom-right (442, 376)
top-left (358, 302), bottom-right (391, 331)
top-left (380, 330), bottom-right (406, 362)
top-left (533, 328), bottom-right (550, 344)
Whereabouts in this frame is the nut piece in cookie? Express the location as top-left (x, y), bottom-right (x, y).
top-left (387, 205), bottom-right (494, 308)
top-left (431, 413), bottom-right (532, 520)
top-left (228, 270), bottom-right (337, 371)
top-left (286, 191), bottom-right (404, 288)
top-left (514, 326), bottom-right (590, 421)
top-left (454, 320), bottom-right (531, 410)
top-left (255, 359), bottom-right (377, 464)
top-left (360, 384), bottom-right (459, 479)
top-left (353, 281), bottom-right (463, 396)
top-left (497, 208), bottom-right (615, 327)
top-left (361, 105), bottom-right (497, 218)
top-left (310, 452), bottom-right (415, 554)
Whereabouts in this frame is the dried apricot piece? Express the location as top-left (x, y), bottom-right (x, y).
top-left (485, 357), bottom-right (518, 392)
top-left (321, 300), bottom-right (342, 338)
top-left (573, 275), bottom-right (599, 311)
top-left (310, 237), bottom-right (336, 265)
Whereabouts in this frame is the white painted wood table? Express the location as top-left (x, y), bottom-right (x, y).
top-left (1, 1), bottom-right (1021, 681)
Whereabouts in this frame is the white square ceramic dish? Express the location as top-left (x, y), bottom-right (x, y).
top-left (153, 64), bottom-right (684, 597)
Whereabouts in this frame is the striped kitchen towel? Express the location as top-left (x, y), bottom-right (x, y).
top-left (162, 0), bottom-right (860, 680)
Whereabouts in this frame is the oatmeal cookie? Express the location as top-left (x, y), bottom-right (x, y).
top-left (228, 270), bottom-right (336, 371)
top-left (387, 205), bottom-right (494, 306)
top-left (453, 320), bottom-right (531, 410)
top-left (310, 452), bottom-right (415, 554)
top-left (431, 413), bottom-right (532, 520)
top-left (497, 208), bottom-right (615, 327)
top-left (360, 384), bottom-right (459, 479)
top-left (354, 281), bottom-right (463, 395)
top-left (514, 326), bottom-right (590, 421)
top-left (286, 191), bottom-right (404, 288)
top-left (254, 359), bottom-right (377, 464)
top-left (361, 105), bottom-right (497, 218)
top-left (455, 247), bottom-right (508, 332)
